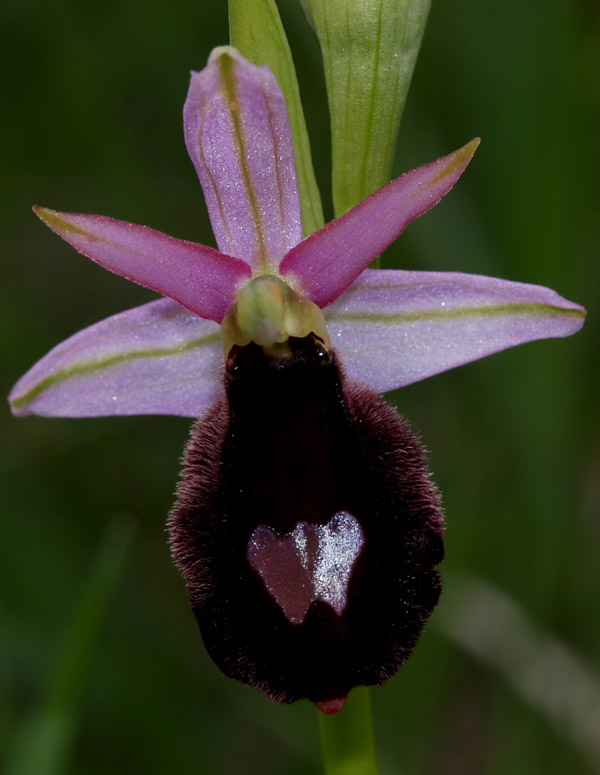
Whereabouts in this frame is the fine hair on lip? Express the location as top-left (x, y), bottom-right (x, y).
top-left (169, 336), bottom-right (444, 708)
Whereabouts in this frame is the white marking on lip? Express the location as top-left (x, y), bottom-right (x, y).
top-left (247, 511), bottom-right (364, 624)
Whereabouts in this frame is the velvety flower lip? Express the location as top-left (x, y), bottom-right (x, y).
top-left (169, 334), bottom-right (445, 707)
top-left (9, 45), bottom-right (586, 420)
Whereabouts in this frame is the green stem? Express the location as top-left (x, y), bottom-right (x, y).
top-left (319, 687), bottom-right (378, 775)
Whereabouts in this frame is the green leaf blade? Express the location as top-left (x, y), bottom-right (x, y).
top-left (302, 0), bottom-right (432, 216)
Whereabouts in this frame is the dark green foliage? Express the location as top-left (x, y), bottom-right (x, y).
top-left (1, 0), bottom-right (598, 772)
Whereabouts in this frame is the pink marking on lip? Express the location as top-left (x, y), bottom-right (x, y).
top-left (247, 511), bottom-right (364, 624)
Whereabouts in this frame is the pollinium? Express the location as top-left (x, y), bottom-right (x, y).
top-left (169, 335), bottom-right (444, 711)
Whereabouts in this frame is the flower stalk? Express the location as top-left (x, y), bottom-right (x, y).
top-left (320, 687), bottom-right (378, 775)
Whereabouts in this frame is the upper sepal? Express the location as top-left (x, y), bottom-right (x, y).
top-left (228, 0), bottom-right (324, 235)
top-left (184, 47), bottom-right (303, 270)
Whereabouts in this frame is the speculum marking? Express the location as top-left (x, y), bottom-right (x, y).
top-left (247, 511), bottom-right (364, 624)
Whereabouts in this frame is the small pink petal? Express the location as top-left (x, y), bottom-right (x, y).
top-left (326, 269), bottom-right (586, 392)
top-left (281, 140), bottom-right (480, 307)
top-left (34, 207), bottom-right (251, 323)
top-left (184, 47), bottom-right (302, 271)
top-left (9, 299), bottom-right (223, 418)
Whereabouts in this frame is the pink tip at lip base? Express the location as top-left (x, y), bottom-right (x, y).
top-left (315, 696), bottom-right (348, 715)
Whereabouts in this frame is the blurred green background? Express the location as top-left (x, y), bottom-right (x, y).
top-left (1, 0), bottom-right (599, 773)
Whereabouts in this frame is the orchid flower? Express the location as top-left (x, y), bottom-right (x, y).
top-left (9, 47), bottom-right (585, 712)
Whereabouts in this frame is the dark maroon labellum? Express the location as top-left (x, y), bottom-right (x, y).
top-left (169, 335), bottom-right (444, 709)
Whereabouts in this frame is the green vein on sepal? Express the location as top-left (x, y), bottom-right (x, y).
top-left (11, 332), bottom-right (220, 411)
top-left (327, 303), bottom-right (586, 325)
top-left (217, 52), bottom-right (271, 270)
top-left (229, 0), bottom-right (324, 236)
